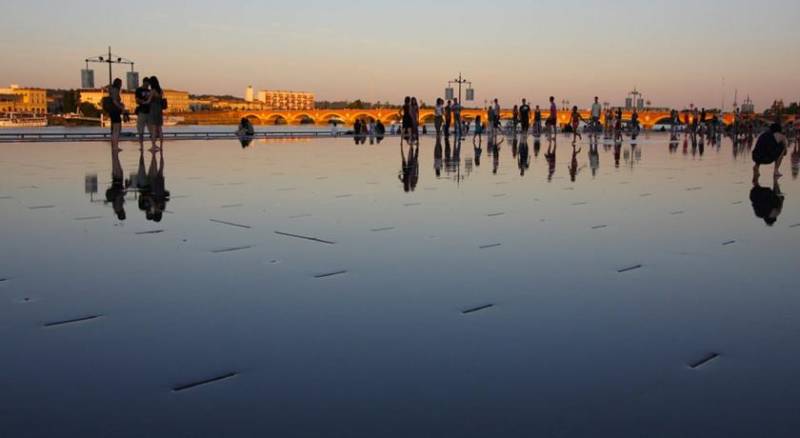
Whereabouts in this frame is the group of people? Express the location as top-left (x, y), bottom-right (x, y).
top-left (106, 76), bottom-right (167, 152)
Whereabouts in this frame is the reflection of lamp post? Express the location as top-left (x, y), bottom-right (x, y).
top-left (84, 46), bottom-right (135, 88)
top-left (85, 173), bottom-right (98, 202)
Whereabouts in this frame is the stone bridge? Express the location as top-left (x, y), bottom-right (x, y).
top-left (182, 108), bottom-right (735, 128)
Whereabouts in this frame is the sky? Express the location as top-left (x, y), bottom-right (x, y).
top-left (1, 0), bottom-right (798, 109)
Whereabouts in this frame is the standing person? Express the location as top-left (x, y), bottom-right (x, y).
top-left (512, 104), bottom-right (519, 133)
top-left (570, 106), bottom-right (584, 143)
top-left (493, 99), bottom-right (501, 129)
top-left (444, 100), bottom-right (452, 138)
top-left (473, 115), bottom-right (484, 144)
top-left (434, 98), bottom-right (444, 136)
top-left (452, 98), bottom-right (462, 139)
top-left (401, 96), bottom-right (413, 146)
top-left (614, 108), bottom-right (623, 142)
top-left (546, 96), bottom-right (558, 141)
top-left (533, 105), bottom-right (542, 137)
top-left (519, 99), bottom-right (531, 136)
top-left (590, 96), bottom-right (602, 136)
top-left (410, 97), bottom-right (420, 144)
top-left (487, 104), bottom-right (496, 135)
top-left (146, 76), bottom-right (165, 151)
top-left (107, 78), bottom-right (125, 152)
top-left (134, 77), bottom-right (151, 150)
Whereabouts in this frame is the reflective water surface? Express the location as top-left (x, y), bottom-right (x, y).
top-left (1, 133), bottom-right (799, 437)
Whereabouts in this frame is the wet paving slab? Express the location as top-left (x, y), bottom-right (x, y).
top-left (1, 133), bottom-right (800, 437)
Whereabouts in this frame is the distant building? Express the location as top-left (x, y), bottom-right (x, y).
top-left (245, 85), bottom-right (254, 102)
top-left (0, 85), bottom-right (48, 114)
top-left (256, 90), bottom-right (315, 110)
top-left (741, 96), bottom-right (755, 114)
top-left (79, 88), bottom-right (190, 113)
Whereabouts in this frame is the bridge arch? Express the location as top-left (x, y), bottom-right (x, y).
top-left (291, 113), bottom-right (316, 125)
top-left (242, 114), bottom-right (262, 125)
top-left (419, 112), bottom-right (436, 124)
top-left (351, 113), bottom-right (377, 123)
top-left (259, 114), bottom-right (288, 125)
top-left (320, 113), bottom-right (347, 124)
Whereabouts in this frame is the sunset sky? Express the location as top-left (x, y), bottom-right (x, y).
top-left (1, 0), bottom-right (798, 109)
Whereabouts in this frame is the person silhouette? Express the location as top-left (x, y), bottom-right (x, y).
top-left (105, 145), bottom-right (126, 220)
top-left (399, 143), bottom-right (419, 192)
top-left (518, 135), bottom-right (530, 176)
top-left (750, 177), bottom-right (784, 226)
top-left (434, 134), bottom-right (443, 177)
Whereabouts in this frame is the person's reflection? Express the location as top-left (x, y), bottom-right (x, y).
top-left (517, 135), bottom-right (530, 176)
top-left (750, 176), bottom-right (784, 226)
top-left (533, 139), bottom-right (541, 157)
top-left (791, 143), bottom-right (799, 179)
top-left (139, 148), bottom-right (170, 221)
top-left (105, 145), bottom-right (126, 220)
top-left (434, 134), bottom-right (443, 177)
top-left (236, 117), bottom-right (255, 148)
top-left (488, 132), bottom-right (502, 175)
top-left (613, 142), bottom-right (621, 168)
top-left (444, 135), bottom-right (455, 172)
top-left (399, 143), bottom-right (419, 192)
top-left (588, 143), bottom-right (599, 177)
top-left (472, 135), bottom-right (482, 168)
top-left (545, 141), bottom-right (556, 181)
top-left (568, 145), bottom-right (582, 182)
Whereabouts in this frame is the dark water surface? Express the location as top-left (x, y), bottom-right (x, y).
top-left (1, 133), bottom-right (799, 437)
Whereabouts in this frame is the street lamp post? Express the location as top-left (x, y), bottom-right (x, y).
top-left (85, 46), bottom-right (135, 88)
top-left (446, 73), bottom-right (474, 104)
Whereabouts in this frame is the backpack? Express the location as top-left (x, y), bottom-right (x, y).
top-left (101, 96), bottom-right (115, 114)
top-left (752, 132), bottom-right (780, 165)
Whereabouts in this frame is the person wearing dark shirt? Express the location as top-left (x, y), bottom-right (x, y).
top-left (135, 77), bottom-right (151, 150)
top-left (444, 100), bottom-right (452, 138)
top-left (519, 99), bottom-right (531, 135)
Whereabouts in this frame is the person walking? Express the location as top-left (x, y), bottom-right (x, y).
top-left (534, 105), bottom-right (542, 137)
top-left (590, 96), bottom-right (602, 136)
top-left (570, 106), bottom-right (584, 143)
top-left (434, 98), bottom-right (444, 136)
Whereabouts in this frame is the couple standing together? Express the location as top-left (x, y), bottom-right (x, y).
top-left (134, 76), bottom-right (166, 151)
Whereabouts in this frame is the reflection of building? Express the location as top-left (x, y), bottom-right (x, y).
top-left (0, 85), bottom-right (48, 114)
top-left (256, 90), bottom-right (315, 110)
top-left (79, 89), bottom-right (190, 113)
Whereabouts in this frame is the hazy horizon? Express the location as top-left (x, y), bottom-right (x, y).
top-left (1, 0), bottom-right (798, 110)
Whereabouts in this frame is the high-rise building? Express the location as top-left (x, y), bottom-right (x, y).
top-left (245, 85), bottom-right (254, 102)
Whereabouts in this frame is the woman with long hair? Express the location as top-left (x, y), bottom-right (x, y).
top-left (146, 75), bottom-right (165, 151)
top-left (410, 97), bottom-right (420, 144)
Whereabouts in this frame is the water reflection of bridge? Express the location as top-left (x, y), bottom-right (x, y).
top-left (184, 109), bottom-right (735, 128)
